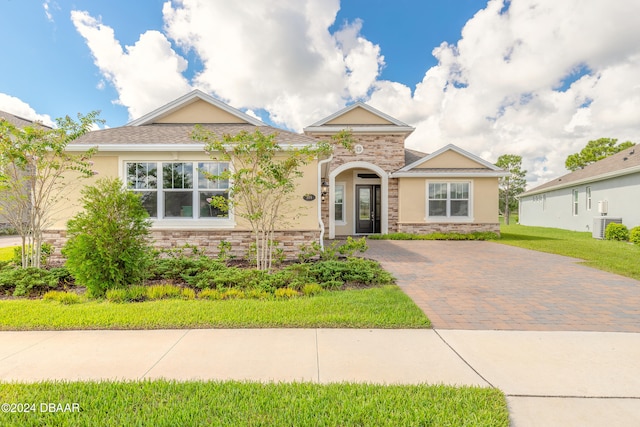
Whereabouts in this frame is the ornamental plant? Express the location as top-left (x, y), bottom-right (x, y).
top-left (604, 222), bottom-right (629, 241)
top-left (63, 178), bottom-right (153, 297)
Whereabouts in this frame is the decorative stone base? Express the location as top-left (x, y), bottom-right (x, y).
top-left (43, 229), bottom-right (321, 263)
top-left (397, 223), bottom-right (500, 235)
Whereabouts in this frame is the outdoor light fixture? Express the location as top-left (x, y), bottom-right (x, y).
top-left (321, 179), bottom-right (329, 202)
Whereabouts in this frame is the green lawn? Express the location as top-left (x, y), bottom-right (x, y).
top-left (0, 380), bottom-right (508, 427)
top-left (0, 285), bottom-right (430, 330)
top-left (499, 222), bottom-right (640, 280)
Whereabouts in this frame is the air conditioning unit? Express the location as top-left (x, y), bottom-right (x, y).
top-left (592, 217), bottom-right (622, 239)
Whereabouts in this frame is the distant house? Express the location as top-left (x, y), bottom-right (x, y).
top-left (519, 146), bottom-right (640, 232)
top-left (42, 90), bottom-right (506, 258)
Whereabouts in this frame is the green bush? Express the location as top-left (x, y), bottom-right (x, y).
top-left (147, 284), bottom-right (182, 300)
top-left (198, 288), bottom-right (223, 300)
top-left (630, 226), bottom-right (640, 245)
top-left (105, 288), bottom-right (129, 303)
top-left (106, 286), bottom-right (148, 303)
top-left (180, 288), bottom-right (196, 300)
top-left (222, 289), bottom-right (245, 299)
top-left (605, 223), bottom-right (629, 241)
top-left (43, 290), bottom-right (81, 304)
top-left (12, 243), bottom-right (52, 267)
top-left (0, 267), bottom-right (58, 297)
top-left (63, 178), bottom-right (153, 297)
top-left (301, 283), bottom-right (323, 296)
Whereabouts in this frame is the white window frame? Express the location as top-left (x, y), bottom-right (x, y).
top-left (586, 186), bottom-right (592, 211)
top-left (124, 160), bottom-right (234, 229)
top-left (572, 189), bottom-right (579, 216)
top-left (334, 182), bottom-right (346, 225)
top-left (425, 180), bottom-right (473, 222)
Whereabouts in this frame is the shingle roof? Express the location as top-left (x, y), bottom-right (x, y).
top-left (0, 110), bottom-right (51, 129)
top-left (404, 148), bottom-right (428, 166)
top-left (522, 145), bottom-right (640, 195)
top-left (72, 123), bottom-right (317, 145)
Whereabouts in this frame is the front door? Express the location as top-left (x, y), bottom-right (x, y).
top-left (356, 185), bottom-right (381, 234)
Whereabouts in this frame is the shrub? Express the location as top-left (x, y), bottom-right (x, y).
top-left (147, 284), bottom-right (182, 300)
top-left (198, 288), bottom-right (223, 300)
top-left (181, 288), bottom-right (196, 300)
top-left (301, 283), bottom-right (323, 296)
top-left (245, 289), bottom-right (272, 300)
top-left (12, 243), bottom-right (52, 267)
top-left (106, 286), bottom-right (148, 303)
top-left (105, 288), bottom-right (129, 303)
top-left (63, 178), bottom-right (153, 297)
top-left (337, 237), bottom-right (368, 257)
top-left (0, 267), bottom-right (58, 297)
top-left (216, 240), bottom-right (235, 263)
top-left (275, 288), bottom-right (299, 299)
top-left (222, 289), bottom-right (245, 299)
top-left (151, 256), bottom-right (224, 282)
top-left (49, 267), bottom-right (74, 286)
top-left (605, 223), bottom-right (629, 241)
top-left (630, 226), bottom-right (640, 245)
top-left (43, 290), bottom-right (81, 304)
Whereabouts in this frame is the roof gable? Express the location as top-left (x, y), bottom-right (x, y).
top-left (303, 102), bottom-right (414, 134)
top-left (127, 89), bottom-right (264, 126)
top-left (400, 144), bottom-right (502, 172)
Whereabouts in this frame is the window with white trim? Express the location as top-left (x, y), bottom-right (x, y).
top-left (572, 189), bottom-right (579, 216)
top-left (428, 182), bottom-right (470, 218)
top-left (586, 186), bottom-right (592, 210)
top-left (126, 161), bottom-right (229, 219)
top-left (334, 183), bottom-right (345, 223)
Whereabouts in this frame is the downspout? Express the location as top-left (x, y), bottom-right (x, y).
top-left (317, 155), bottom-right (333, 251)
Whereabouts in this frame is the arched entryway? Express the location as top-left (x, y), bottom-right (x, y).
top-left (328, 162), bottom-right (388, 239)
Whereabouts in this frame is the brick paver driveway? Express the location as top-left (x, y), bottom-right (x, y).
top-left (366, 240), bottom-right (640, 332)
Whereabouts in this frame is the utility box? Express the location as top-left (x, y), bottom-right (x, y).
top-left (598, 200), bottom-right (608, 215)
top-left (593, 217), bottom-right (622, 239)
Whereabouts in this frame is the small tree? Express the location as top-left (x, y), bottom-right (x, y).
top-left (63, 178), bottom-right (153, 297)
top-left (565, 138), bottom-right (635, 171)
top-left (495, 154), bottom-right (527, 225)
top-left (0, 112), bottom-right (101, 268)
top-left (193, 127), bottom-right (352, 270)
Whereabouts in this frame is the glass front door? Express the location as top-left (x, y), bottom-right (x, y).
top-left (355, 185), bottom-right (381, 234)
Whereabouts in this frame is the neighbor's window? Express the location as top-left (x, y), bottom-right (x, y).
top-left (586, 186), bottom-right (592, 210)
top-left (428, 182), bottom-right (470, 218)
top-left (572, 189), bottom-right (579, 216)
top-left (126, 161), bottom-right (229, 219)
top-left (334, 183), bottom-right (345, 222)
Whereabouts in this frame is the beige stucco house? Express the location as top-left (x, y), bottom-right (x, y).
top-left (47, 90), bottom-right (505, 257)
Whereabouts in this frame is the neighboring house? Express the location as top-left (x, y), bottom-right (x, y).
top-left (0, 110), bottom-right (52, 231)
top-left (519, 146), bottom-right (640, 232)
top-left (46, 90), bottom-right (505, 258)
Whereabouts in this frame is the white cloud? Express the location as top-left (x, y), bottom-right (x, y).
top-left (43, 0), bottom-right (55, 22)
top-left (367, 0), bottom-right (640, 187)
top-left (0, 93), bottom-right (55, 127)
top-left (71, 10), bottom-right (192, 120)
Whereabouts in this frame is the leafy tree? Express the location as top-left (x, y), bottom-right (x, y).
top-left (0, 112), bottom-right (101, 268)
top-left (63, 178), bottom-right (153, 297)
top-left (495, 154), bottom-right (527, 225)
top-left (565, 137), bottom-right (635, 171)
top-left (192, 128), bottom-right (352, 270)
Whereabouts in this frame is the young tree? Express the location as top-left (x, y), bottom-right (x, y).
top-left (192, 127), bottom-right (352, 270)
top-left (0, 112), bottom-right (101, 268)
top-left (565, 137), bottom-right (635, 171)
top-left (495, 154), bottom-right (527, 225)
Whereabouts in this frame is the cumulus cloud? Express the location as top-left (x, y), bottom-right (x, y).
top-left (71, 10), bottom-right (192, 120)
top-left (368, 0), bottom-right (640, 187)
top-left (0, 93), bottom-right (55, 127)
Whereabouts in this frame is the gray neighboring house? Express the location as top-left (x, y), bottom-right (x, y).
top-left (519, 146), bottom-right (640, 233)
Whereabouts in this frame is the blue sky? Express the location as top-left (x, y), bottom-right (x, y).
top-left (1, 0), bottom-right (639, 186)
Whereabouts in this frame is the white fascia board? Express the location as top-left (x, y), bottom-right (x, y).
top-left (520, 165), bottom-right (640, 197)
top-left (66, 143), bottom-right (316, 152)
top-left (303, 125), bottom-right (415, 134)
top-left (391, 171), bottom-right (509, 178)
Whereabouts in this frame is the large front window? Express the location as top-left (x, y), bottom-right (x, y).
top-left (428, 182), bottom-right (470, 218)
top-left (126, 161), bottom-right (229, 219)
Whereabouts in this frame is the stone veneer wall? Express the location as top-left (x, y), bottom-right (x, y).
top-left (43, 229), bottom-right (320, 264)
top-left (397, 223), bottom-right (500, 235)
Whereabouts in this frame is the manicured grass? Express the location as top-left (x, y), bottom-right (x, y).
top-left (0, 380), bottom-right (508, 427)
top-left (0, 285), bottom-right (430, 330)
top-left (0, 246), bottom-right (16, 261)
top-left (499, 223), bottom-right (640, 280)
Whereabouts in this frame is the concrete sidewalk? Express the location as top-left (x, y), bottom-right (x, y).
top-left (1, 328), bottom-right (640, 426)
